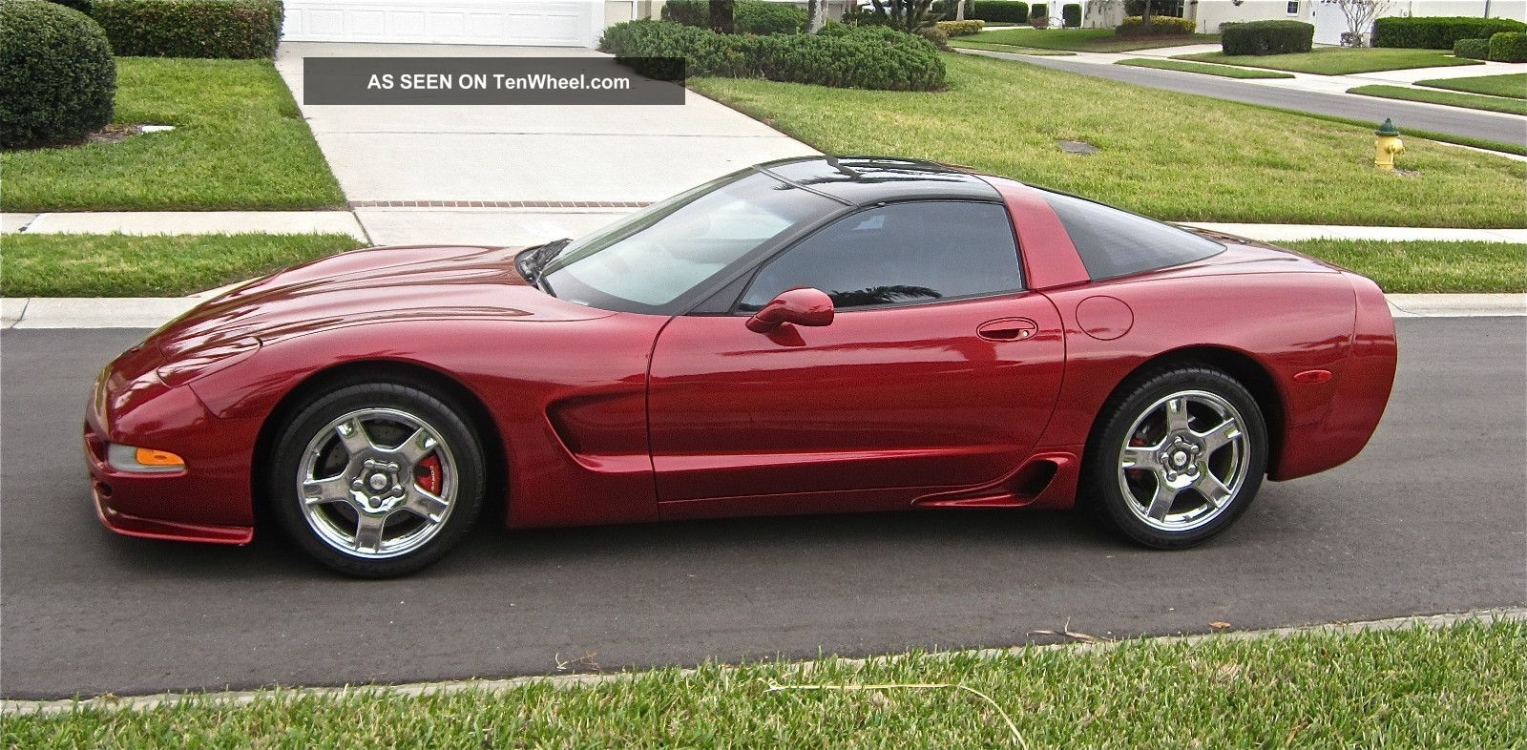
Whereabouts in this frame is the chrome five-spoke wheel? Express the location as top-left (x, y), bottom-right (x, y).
top-left (272, 381), bottom-right (485, 578)
top-left (299, 408), bottom-right (457, 559)
top-left (1086, 367), bottom-right (1268, 549)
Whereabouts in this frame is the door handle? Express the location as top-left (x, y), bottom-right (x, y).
top-left (977, 318), bottom-right (1038, 341)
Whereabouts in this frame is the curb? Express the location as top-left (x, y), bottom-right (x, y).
top-left (3, 293), bottom-right (1522, 330)
top-left (3, 607), bottom-right (1522, 715)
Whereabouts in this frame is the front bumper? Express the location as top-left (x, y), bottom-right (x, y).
top-left (85, 357), bottom-right (262, 545)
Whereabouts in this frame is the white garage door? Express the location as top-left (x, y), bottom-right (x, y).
top-left (284, 0), bottom-right (603, 47)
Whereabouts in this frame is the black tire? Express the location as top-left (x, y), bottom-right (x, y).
top-left (1083, 367), bottom-right (1267, 549)
top-left (270, 382), bottom-right (485, 578)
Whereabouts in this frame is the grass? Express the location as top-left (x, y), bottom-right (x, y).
top-left (0, 233), bottom-right (365, 297)
top-left (959, 27), bottom-right (1219, 53)
top-left (4, 621), bottom-right (1523, 748)
top-left (690, 54), bottom-right (1527, 227)
top-left (1282, 240), bottom-right (1527, 293)
top-left (1116, 57), bottom-right (1295, 79)
top-left (0, 58), bottom-right (344, 212)
top-left (1415, 72), bottom-right (1527, 100)
top-left (1175, 48), bottom-right (1482, 75)
top-left (1346, 84), bottom-right (1527, 116)
top-left (950, 39), bottom-right (1077, 55)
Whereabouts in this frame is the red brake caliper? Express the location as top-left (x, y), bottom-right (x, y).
top-left (414, 455), bottom-right (442, 495)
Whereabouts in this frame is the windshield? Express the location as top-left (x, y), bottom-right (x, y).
top-left (541, 170), bottom-right (838, 313)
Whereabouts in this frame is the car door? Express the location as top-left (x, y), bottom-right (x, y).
top-left (647, 200), bottom-right (1066, 510)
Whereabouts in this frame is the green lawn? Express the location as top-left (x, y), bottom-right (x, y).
top-left (1282, 240), bottom-right (1527, 293)
top-left (1346, 84), bottom-right (1527, 116)
top-left (0, 58), bottom-right (344, 212)
top-left (960, 27), bottom-right (1219, 53)
top-left (1116, 57), bottom-right (1295, 79)
top-left (690, 54), bottom-right (1526, 227)
top-left (0, 233), bottom-right (365, 297)
top-left (5, 621), bottom-right (1522, 748)
top-left (1175, 48), bottom-right (1482, 75)
top-left (1415, 72), bottom-right (1527, 100)
top-left (950, 38), bottom-right (1077, 55)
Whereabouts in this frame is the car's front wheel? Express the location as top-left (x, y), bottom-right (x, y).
top-left (1085, 367), bottom-right (1268, 549)
top-left (270, 382), bottom-right (485, 578)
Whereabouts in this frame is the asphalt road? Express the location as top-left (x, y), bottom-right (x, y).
top-left (964, 49), bottom-right (1527, 147)
top-left (2, 320), bottom-right (1524, 700)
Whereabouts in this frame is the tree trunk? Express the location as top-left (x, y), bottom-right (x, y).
top-left (1141, 0), bottom-right (1152, 25)
top-left (956, 0), bottom-right (966, 21)
top-left (809, 0), bottom-right (828, 32)
top-left (709, 0), bottom-right (735, 34)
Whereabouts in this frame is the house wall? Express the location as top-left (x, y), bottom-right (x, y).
top-left (1189, 0), bottom-right (1527, 35)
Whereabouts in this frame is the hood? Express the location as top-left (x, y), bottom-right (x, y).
top-left (153, 244), bottom-right (614, 358)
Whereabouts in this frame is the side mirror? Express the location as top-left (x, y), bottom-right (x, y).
top-left (746, 288), bottom-right (835, 333)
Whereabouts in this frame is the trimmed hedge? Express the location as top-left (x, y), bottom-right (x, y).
top-left (664, 0), bottom-right (806, 35)
top-left (0, 0), bottom-right (117, 149)
top-left (1220, 20), bottom-right (1313, 55)
top-left (1117, 15), bottom-right (1196, 36)
top-left (90, 0), bottom-right (283, 59)
top-left (1490, 31), bottom-right (1527, 63)
top-left (1029, 3), bottom-right (1046, 20)
top-left (1062, 3), bottom-right (1080, 28)
top-left (600, 20), bottom-right (946, 91)
top-left (936, 19), bottom-right (984, 36)
top-left (46, 0), bottom-right (92, 10)
top-left (1372, 16), bottom-right (1527, 50)
top-left (968, 1), bottom-right (1027, 23)
top-left (1453, 37), bottom-right (1489, 60)
top-left (735, 1), bottom-right (805, 35)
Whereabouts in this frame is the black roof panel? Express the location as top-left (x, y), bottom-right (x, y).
top-left (756, 156), bottom-right (1001, 206)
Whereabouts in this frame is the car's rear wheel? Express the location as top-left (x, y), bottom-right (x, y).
top-left (270, 382), bottom-right (485, 578)
top-left (1085, 367), bottom-right (1267, 549)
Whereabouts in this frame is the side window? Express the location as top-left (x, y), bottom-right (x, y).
top-left (1038, 190), bottom-right (1224, 281)
top-left (737, 201), bottom-right (1023, 312)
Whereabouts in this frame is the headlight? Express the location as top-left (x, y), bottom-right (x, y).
top-left (156, 338), bottom-right (261, 387)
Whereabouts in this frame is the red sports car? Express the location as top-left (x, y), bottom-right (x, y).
top-left (86, 157), bottom-right (1397, 577)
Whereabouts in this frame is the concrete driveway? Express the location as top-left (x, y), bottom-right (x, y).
top-left (274, 43), bottom-right (817, 246)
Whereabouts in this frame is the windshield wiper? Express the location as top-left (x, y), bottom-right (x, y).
top-left (516, 238), bottom-right (571, 290)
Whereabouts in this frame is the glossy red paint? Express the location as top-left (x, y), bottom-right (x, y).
top-left (745, 287), bottom-right (835, 333)
top-left (84, 161), bottom-right (1397, 553)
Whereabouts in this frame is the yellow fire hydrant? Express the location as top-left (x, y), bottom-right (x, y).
top-left (1374, 118), bottom-right (1404, 171)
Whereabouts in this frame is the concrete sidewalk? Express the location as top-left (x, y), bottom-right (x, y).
top-left (273, 42), bottom-right (817, 246)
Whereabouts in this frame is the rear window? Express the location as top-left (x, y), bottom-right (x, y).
top-left (1040, 191), bottom-right (1223, 280)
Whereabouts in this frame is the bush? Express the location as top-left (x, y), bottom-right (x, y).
top-left (600, 20), bottom-right (945, 91)
top-left (968, 1), bottom-right (1027, 23)
top-left (1372, 16), bottom-right (1527, 50)
top-left (1117, 15), bottom-right (1196, 36)
top-left (916, 24), bottom-right (950, 48)
top-left (1029, 3), bottom-right (1046, 19)
top-left (735, 1), bottom-right (806, 35)
top-left (0, 0), bottom-right (116, 149)
top-left (1062, 3), bottom-right (1080, 27)
top-left (90, 0), bottom-right (283, 58)
top-left (45, 0), bottom-right (92, 10)
top-left (1219, 20), bottom-right (1313, 54)
top-left (1489, 31), bottom-right (1527, 63)
top-left (660, 0), bottom-right (710, 27)
top-left (936, 19), bottom-right (984, 36)
top-left (1452, 37), bottom-right (1489, 60)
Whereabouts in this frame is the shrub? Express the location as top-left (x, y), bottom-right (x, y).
top-left (0, 0), bottom-right (116, 149)
top-left (1452, 37), bottom-right (1489, 60)
top-left (1062, 3), bottom-right (1080, 27)
top-left (45, 0), bottom-right (92, 11)
top-left (916, 24), bottom-right (950, 48)
top-left (1117, 15), bottom-right (1196, 36)
top-left (936, 19), bottom-right (984, 36)
top-left (735, 1), bottom-right (806, 35)
top-left (1219, 20), bottom-right (1313, 54)
top-left (1372, 16), bottom-right (1527, 50)
top-left (1489, 31), bottom-right (1527, 63)
top-left (90, 0), bottom-right (283, 58)
top-left (968, 1), bottom-right (1027, 23)
top-left (660, 0), bottom-right (710, 27)
top-left (600, 20), bottom-right (945, 91)
top-left (1029, 3), bottom-right (1046, 19)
